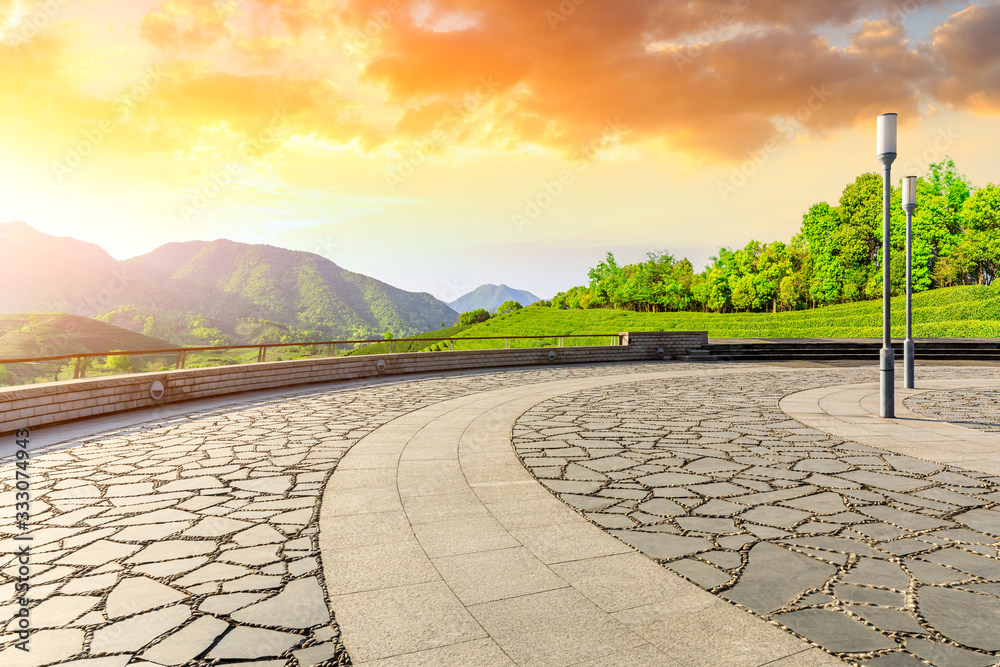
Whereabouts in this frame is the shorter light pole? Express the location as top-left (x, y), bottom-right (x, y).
top-left (877, 113), bottom-right (897, 418)
top-left (903, 175), bottom-right (917, 389)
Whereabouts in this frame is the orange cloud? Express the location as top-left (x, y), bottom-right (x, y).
top-left (927, 3), bottom-right (1000, 113)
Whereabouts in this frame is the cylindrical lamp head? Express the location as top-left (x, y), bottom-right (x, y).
top-left (902, 175), bottom-right (917, 207)
top-left (877, 113), bottom-right (897, 160)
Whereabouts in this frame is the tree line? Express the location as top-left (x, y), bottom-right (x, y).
top-left (550, 160), bottom-right (999, 313)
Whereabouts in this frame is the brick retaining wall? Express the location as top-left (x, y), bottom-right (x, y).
top-left (0, 332), bottom-right (707, 433)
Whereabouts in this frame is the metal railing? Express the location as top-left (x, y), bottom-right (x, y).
top-left (1, 334), bottom-right (624, 380)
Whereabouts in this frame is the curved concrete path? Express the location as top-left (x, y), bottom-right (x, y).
top-left (320, 371), bottom-right (842, 666)
top-left (781, 379), bottom-right (1000, 476)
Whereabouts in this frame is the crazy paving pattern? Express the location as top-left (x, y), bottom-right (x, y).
top-left (0, 363), bottom-right (672, 667)
top-left (905, 389), bottom-right (1000, 434)
top-left (514, 369), bottom-right (1000, 667)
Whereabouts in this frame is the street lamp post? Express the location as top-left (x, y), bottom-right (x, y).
top-left (903, 175), bottom-right (917, 389)
top-left (877, 113), bottom-right (897, 418)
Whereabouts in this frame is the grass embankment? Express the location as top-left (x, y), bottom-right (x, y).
top-left (350, 284), bottom-right (1000, 355)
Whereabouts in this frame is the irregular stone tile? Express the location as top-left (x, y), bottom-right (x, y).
top-left (199, 592), bottom-right (270, 615)
top-left (91, 605), bottom-right (191, 653)
top-left (221, 574), bottom-right (284, 592)
top-left (918, 586), bottom-right (1000, 651)
top-left (833, 583), bottom-right (905, 607)
top-left (776, 609), bottom-right (896, 653)
top-left (53, 540), bottom-right (142, 566)
top-left (140, 615), bottom-right (230, 665)
top-left (921, 547), bottom-right (1000, 579)
top-left (133, 556), bottom-right (211, 578)
top-left (842, 558), bottom-right (909, 590)
top-left (634, 498), bottom-right (684, 517)
top-left (740, 504), bottom-right (813, 529)
top-left (857, 506), bottom-right (953, 531)
top-left (691, 499), bottom-right (744, 516)
top-left (103, 509), bottom-right (199, 526)
top-left (59, 572), bottom-right (118, 595)
top-left (878, 539), bottom-right (934, 557)
top-left (106, 577), bottom-right (188, 619)
top-left (0, 628), bottom-right (85, 666)
top-left (206, 626), bottom-right (303, 659)
top-left (157, 477), bottom-right (224, 492)
top-left (638, 471), bottom-right (712, 486)
top-left (675, 516), bottom-right (738, 533)
top-left (231, 476), bottom-right (292, 495)
top-left (126, 540), bottom-right (216, 564)
top-left (780, 536), bottom-right (885, 559)
top-left (953, 508), bottom-right (1000, 538)
top-left (793, 460), bottom-right (850, 474)
top-left (608, 530), bottom-right (712, 559)
top-left (844, 605), bottom-right (926, 634)
top-left (112, 522), bottom-right (189, 542)
top-left (231, 577), bottom-right (330, 629)
top-left (30, 595), bottom-right (101, 628)
top-left (905, 638), bottom-right (997, 667)
top-left (835, 471), bottom-right (929, 492)
top-left (174, 563), bottom-right (252, 587)
top-left (667, 558), bottom-right (731, 588)
top-left (217, 545), bottom-right (282, 566)
top-left (560, 494), bottom-right (618, 512)
top-left (232, 524), bottom-right (286, 546)
top-left (781, 492), bottom-right (850, 515)
top-left (182, 517), bottom-right (254, 537)
top-left (722, 543), bottom-right (835, 613)
top-left (862, 652), bottom-right (927, 666)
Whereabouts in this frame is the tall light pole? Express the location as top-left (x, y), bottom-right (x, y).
top-left (877, 113), bottom-right (897, 418)
top-left (903, 175), bottom-right (917, 389)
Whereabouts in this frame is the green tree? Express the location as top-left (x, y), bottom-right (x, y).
top-left (496, 300), bottom-right (523, 315)
top-left (104, 351), bottom-right (133, 374)
top-left (459, 309), bottom-right (491, 326)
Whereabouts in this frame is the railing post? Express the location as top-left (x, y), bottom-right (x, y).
top-left (327, 343), bottom-right (333, 357)
top-left (176, 351), bottom-right (183, 370)
top-left (79, 357), bottom-right (87, 378)
top-left (450, 339), bottom-right (455, 352)
top-left (390, 340), bottom-right (395, 354)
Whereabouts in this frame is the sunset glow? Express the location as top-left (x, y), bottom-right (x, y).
top-left (2, 0), bottom-right (999, 298)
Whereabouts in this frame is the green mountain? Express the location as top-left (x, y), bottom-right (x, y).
top-left (0, 223), bottom-right (458, 344)
top-left (126, 239), bottom-right (458, 340)
top-left (449, 284), bottom-right (541, 313)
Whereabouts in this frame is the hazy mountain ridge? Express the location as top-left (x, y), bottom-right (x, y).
top-left (449, 284), bottom-right (541, 313)
top-left (1, 223), bottom-right (459, 343)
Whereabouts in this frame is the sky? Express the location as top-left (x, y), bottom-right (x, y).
top-left (1, 0), bottom-right (999, 302)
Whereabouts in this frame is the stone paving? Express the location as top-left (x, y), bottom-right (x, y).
top-left (3, 363), bottom-right (1000, 666)
top-left (905, 390), bottom-right (1000, 434)
top-left (0, 364), bottom-right (679, 667)
top-left (513, 368), bottom-right (1000, 667)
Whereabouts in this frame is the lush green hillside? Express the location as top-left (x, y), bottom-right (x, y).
top-left (449, 284), bottom-right (541, 313)
top-left (0, 313), bottom-right (178, 385)
top-left (0, 224), bottom-right (459, 345)
top-left (432, 285), bottom-right (1000, 348)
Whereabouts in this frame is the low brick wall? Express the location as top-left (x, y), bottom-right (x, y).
top-left (0, 332), bottom-right (707, 434)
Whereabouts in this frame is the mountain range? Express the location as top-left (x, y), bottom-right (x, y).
top-left (0, 222), bottom-right (458, 343)
top-left (448, 284), bottom-right (541, 313)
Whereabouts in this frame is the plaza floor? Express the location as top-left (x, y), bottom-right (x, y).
top-left (1, 362), bottom-right (999, 666)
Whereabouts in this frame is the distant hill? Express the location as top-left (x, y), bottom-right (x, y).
top-left (0, 222), bottom-right (175, 316)
top-left (0, 313), bottom-right (177, 385)
top-left (0, 223), bottom-right (459, 343)
top-left (126, 239), bottom-right (458, 339)
top-left (449, 284), bottom-right (541, 313)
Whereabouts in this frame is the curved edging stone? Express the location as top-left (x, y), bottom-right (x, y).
top-left (319, 368), bottom-right (842, 666)
top-left (779, 379), bottom-right (1000, 476)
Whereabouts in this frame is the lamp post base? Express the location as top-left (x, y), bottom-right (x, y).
top-left (904, 338), bottom-right (914, 389)
top-left (880, 347), bottom-right (895, 418)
